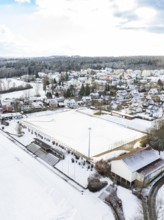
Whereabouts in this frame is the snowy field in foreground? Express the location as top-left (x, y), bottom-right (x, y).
top-left (22, 110), bottom-right (146, 157)
top-left (0, 131), bottom-right (114, 220)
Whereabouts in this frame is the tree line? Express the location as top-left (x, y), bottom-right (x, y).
top-left (1, 56), bottom-right (164, 78)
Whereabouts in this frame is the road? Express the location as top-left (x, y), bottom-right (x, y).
top-left (142, 175), bottom-right (164, 220)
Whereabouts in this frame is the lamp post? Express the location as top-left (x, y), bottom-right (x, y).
top-left (88, 127), bottom-right (91, 158)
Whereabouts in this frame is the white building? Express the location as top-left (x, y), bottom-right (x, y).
top-left (111, 147), bottom-right (163, 187)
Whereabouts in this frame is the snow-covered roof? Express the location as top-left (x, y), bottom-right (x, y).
top-left (138, 159), bottom-right (164, 176)
top-left (122, 148), bottom-right (160, 172)
top-left (0, 112), bottom-right (22, 119)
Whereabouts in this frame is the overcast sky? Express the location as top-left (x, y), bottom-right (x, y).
top-left (0, 0), bottom-right (164, 57)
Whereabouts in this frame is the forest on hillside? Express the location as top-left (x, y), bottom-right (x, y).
top-left (0, 56), bottom-right (164, 78)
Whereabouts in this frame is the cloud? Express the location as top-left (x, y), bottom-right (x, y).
top-left (35, 0), bottom-right (73, 17)
top-left (0, 0), bottom-right (164, 57)
top-left (111, 0), bottom-right (164, 34)
top-left (15, 0), bottom-right (31, 3)
top-left (34, 0), bottom-right (123, 31)
top-left (0, 25), bottom-right (15, 43)
top-left (135, 7), bottom-right (157, 20)
top-left (111, 0), bottom-right (138, 13)
top-left (35, 0), bottom-right (111, 17)
top-left (138, 0), bottom-right (164, 9)
top-left (119, 6), bottom-right (157, 29)
top-left (0, 25), bottom-right (31, 57)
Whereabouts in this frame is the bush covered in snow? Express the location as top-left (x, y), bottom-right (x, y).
top-left (87, 175), bottom-right (107, 192)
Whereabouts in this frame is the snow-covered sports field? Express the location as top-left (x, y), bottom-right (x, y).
top-left (22, 109), bottom-right (146, 158)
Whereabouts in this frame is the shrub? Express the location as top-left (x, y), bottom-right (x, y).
top-left (87, 176), bottom-right (108, 192)
top-left (75, 155), bottom-right (80, 160)
top-left (94, 111), bottom-right (102, 115)
top-left (95, 160), bottom-right (110, 176)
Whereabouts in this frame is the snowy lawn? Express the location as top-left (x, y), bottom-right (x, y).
top-left (0, 78), bottom-right (27, 90)
top-left (117, 186), bottom-right (144, 220)
top-left (0, 78), bottom-right (44, 99)
top-left (0, 131), bottom-right (115, 220)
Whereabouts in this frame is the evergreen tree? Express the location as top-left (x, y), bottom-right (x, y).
top-left (43, 80), bottom-right (47, 94)
top-left (79, 84), bottom-right (85, 96)
top-left (85, 84), bottom-right (90, 96)
top-left (65, 72), bottom-right (69, 81)
top-left (69, 85), bottom-right (75, 96)
top-left (157, 79), bottom-right (163, 88)
top-left (55, 92), bottom-right (59, 97)
top-left (105, 83), bottom-right (109, 92)
top-left (46, 92), bottom-right (52, 99)
top-left (64, 89), bottom-right (71, 98)
top-left (42, 76), bottom-right (49, 94)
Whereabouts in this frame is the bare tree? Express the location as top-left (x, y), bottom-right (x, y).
top-left (0, 79), bottom-right (2, 91)
top-left (42, 75), bottom-right (49, 94)
top-left (35, 82), bottom-right (40, 96)
top-left (6, 78), bottom-right (11, 90)
top-left (2, 80), bottom-right (6, 91)
top-left (145, 119), bottom-right (164, 155)
top-left (23, 89), bottom-right (31, 99)
top-left (12, 82), bottom-right (16, 89)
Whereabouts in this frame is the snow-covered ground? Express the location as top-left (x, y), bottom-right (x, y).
top-left (0, 114), bottom-right (146, 220)
top-left (117, 186), bottom-right (143, 220)
top-left (0, 78), bottom-right (45, 99)
top-left (22, 109), bottom-right (146, 158)
top-left (99, 113), bottom-right (153, 133)
top-left (0, 78), bottom-right (162, 220)
top-left (78, 108), bottom-right (153, 133)
top-left (55, 154), bottom-right (95, 187)
top-left (0, 130), bottom-right (115, 220)
top-left (156, 185), bottom-right (164, 220)
top-left (2, 119), bottom-right (94, 188)
top-left (0, 78), bottom-right (27, 89)
top-left (93, 150), bottom-right (129, 161)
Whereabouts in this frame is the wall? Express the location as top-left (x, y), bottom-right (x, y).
top-left (111, 160), bottom-right (135, 182)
